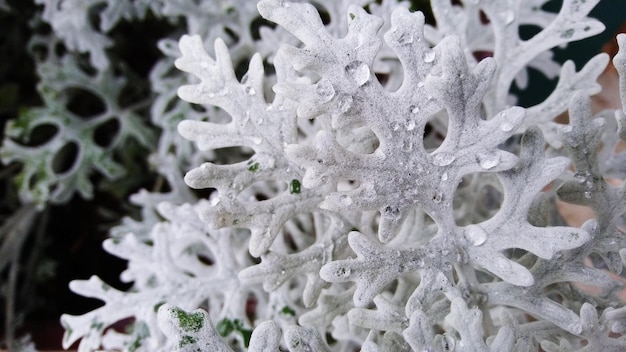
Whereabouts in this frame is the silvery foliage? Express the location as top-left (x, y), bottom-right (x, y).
top-left (58, 0), bottom-right (626, 351)
top-left (0, 32), bottom-right (155, 207)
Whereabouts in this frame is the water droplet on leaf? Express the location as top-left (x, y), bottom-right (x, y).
top-left (476, 151), bottom-right (500, 169)
top-left (345, 61), bottom-right (370, 86)
top-left (316, 80), bottom-right (335, 102)
top-left (502, 10), bottom-right (515, 25)
top-left (424, 51), bottom-right (436, 63)
top-left (433, 152), bottom-right (456, 166)
top-left (396, 32), bottom-right (414, 45)
top-left (500, 121), bottom-right (514, 132)
top-left (464, 225), bottom-right (488, 246)
top-left (336, 94), bottom-right (353, 114)
top-left (340, 194), bottom-right (353, 206)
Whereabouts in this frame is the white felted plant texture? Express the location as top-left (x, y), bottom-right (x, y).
top-left (56, 0), bottom-right (626, 351)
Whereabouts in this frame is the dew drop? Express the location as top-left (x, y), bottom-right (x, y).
top-left (392, 123), bottom-right (400, 131)
top-left (433, 152), bottom-right (456, 166)
top-left (241, 110), bottom-right (250, 127)
top-left (502, 10), bottom-right (515, 25)
top-left (241, 72), bottom-right (250, 85)
top-left (584, 191), bottom-right (592, 199)
top-left (340, 194), bottom-right (353, 206)
top-left (441, 172), bottom-right (448, 181)
top-left (417, 81), bottom-right (425, 88)
top-left (210, 197), bottom-right (221, 207)
top-left (464, 225), bottom-right (488, 246)
top-left (424, 51), bottom-right (436, 63)
top-left (410, 105), bottom-right (420, 114)
top-left (316, 80), bottom-right (335, 102)
top-left (345, 61), bottom-right (370, 86)
top-left (476, 151), bottom-right (500, 169)
top-left (336, 94), bottom-right (353, 114)
top-left (396, 32), bottom-right (414, 45)
top-left (245, 86), bottom-right (256, 95)
top-left (500, 121), bottom-right (514, 132)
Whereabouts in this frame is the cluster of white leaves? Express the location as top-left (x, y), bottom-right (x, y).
top-left (54, 0), bottom-right (626, 351)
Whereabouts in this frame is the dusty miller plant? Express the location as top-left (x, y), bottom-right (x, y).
top-left (10, 0), bottom-right (625, 350)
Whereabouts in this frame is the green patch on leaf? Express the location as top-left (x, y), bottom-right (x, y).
top-left (179, 335), bottom-right (197, 348)
top-left (216, 318), bottom-right (235, 337)
top-left (173, 308), bottom-right (204, 333)
top-left (216, 318), bottom-right (253, 347)
top-left (247, 160), bottom-right (260, 172)
top-left (281, 305), bottom-right (296, 316)
top-left (289, 179), bottom-right (301, 194)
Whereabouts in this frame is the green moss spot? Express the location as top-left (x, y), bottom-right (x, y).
top-left (179, 335), bottom-right (197, 348)
top-left (217, 318), bottom-right (252, 347)
top-left (233, 320), bottom-right (252, 348)
top-left (173, 308), bottom-right (204, 333)
top-left (281, 305), bottom-right (296, 316)
top-left (349, 13), bottom-right (355, 20)
top-left (289, 179), bottom-right (301, 194)
top-left (247, 160), bottom-right (260, 172)
top-left (240, 327), bottom-right (253, 347)
top-left (216, 318), bottom-right (235, 336)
